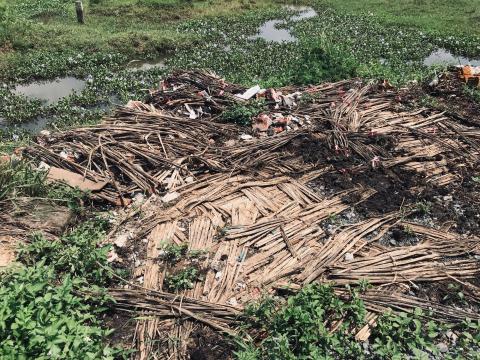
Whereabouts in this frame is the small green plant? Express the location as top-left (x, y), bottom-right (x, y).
top-left (221, 100), bottom-right (265, 126)
top-left (164, 267), bottom-right (200, 291)
top-left (416, 201), bottom-right (432, 215)
top-left (328, 212), bottom-right (338, 223)
top-left (442, 283), bottom-right (466, 305)
top-left (403, 224), bottom-right (415, 236)
top-left (187, 249), bottom-right (207, 259)
top-left (472, 176), bottom-right (480, 183)
top-left (159, 242), bottom-right (188, 263)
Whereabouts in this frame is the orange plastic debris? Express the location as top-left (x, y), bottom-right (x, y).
top-left (459, 65), bottom-right (480, 86)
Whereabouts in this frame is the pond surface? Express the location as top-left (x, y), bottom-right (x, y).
top-left (286, 5), bottom-right (318, 21)
top-left (423, 48), bottom-right (480, 66)
top-left (0, 116), bottom-right (49, 133)
top-left (13, 77), bottom-right (86, 105)
top-left (127, 56), bottom-right (168, 71)
top-left (250, 6), bottom-right (318, 43)
top-left (251, 19), bottom-right (296, 43)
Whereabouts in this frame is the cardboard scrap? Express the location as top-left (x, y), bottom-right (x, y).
top-left (47, 167), bottom-right (107, 192)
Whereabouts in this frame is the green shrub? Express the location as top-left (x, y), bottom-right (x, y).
top-left (164, 267), bottom-right (200, 291)
top-left (238, 283), bottom-right (365, 359)
top-left (292, 37), bottom-right (357, 85)
top-left (18, 218), bottom-right (111, 284)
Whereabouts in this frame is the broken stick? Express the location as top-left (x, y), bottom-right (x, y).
top-left (280, 225), bottom-right (299, 259)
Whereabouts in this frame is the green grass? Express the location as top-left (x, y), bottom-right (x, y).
top-left (318, 0), bottom-right (480, 38)
top-left (0, 0), bottom-right (275, 56)
top-left (0, 159), bottom-right (88, 210)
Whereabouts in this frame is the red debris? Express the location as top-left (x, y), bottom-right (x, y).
top-left (253, 114), bottom-right (272, 132)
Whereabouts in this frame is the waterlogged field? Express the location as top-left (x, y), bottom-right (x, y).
top-left (1, 1), bottom-right (480, 359)
top-left (1, 0), bottom-right (480, 139)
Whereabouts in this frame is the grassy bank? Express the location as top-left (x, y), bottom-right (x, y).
top-left (319, 0), bottom-right (480, 38)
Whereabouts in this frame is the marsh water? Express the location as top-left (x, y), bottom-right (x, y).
top-left (250, 6), bottom-right (318, 43)
top-left (13, 77), bottom-right (86, 105)
top-left (127, 57), bottom-right (167, 71)
top-left (0, 116), bottom-right (49, 132)
top-left (423, 48), bottom-right (480, 66)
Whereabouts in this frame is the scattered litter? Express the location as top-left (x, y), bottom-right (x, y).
top-left (226, 298), bottom-right (238, 306)
top-left (458, 65), bottom-right (480, 86)
top-left (344, 252), bottom-right (354, 262)
top-left (22, 70), bottom-right (480, 359)
top-left (239, 134), bottom-right (253, 141)
top-left (161, 192), bottom-right (180, 203)
top-left (107, 249), bottom-right (120, 263)
top-left (185, 104), bottom-right (198, 119)
top-left (132, 192), bottom-right (146, 205)
top-left (38, 161), bottom-right (50, 171)
top-left (436, 343), bottom-right (449, 353)
top-left (114, 234), bottom-right (129, 248)
top-left (235, 85), bottom-right (260, 100)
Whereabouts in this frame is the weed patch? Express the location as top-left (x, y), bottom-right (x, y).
top-left (0, 217), bottom-right (125, 359)
top-left (0, 159), bottom-right (88, 210)
top-left (164, 267), bottom-right (201, 292)
top-left (236, 283), bottom-right (480, 359)
top-left (221, 100), bottom-right (266, 126)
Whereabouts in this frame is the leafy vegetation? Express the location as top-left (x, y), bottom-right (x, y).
top-left (0, 159), bottom-right (88, 210)
top-left (0, 217), bottom-right (124, 359)
top-left (159, 242), bottom-right (188, 263)
top-left (1, 0), bottom-right (478, 134)
top-left (221, 100), bottom-right (266, 126)
top-left (18, 219), bottom-right (112, 283)
top-left (236, 283), bottom-right (480, 359)
top-left (164, 267), bottom-right (200, 291)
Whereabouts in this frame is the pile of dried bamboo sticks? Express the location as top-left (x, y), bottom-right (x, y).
top-left (21, 70), bottom-right (480, 359)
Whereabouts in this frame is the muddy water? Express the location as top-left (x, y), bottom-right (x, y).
top-left (127, 57), bottom-right (167, 71)
top-left (250, 6), bottom-right (318, 43)
top-left (285, 5), bottom-right (318, 21)
top-left (423, 48), bottom-right (480, 66)
top-left (251, 19), bottom-right (296, 43)
top-left (14, 77), bottom-right (86, 105)
top-left (0, 116), bottom-right (49, 133)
